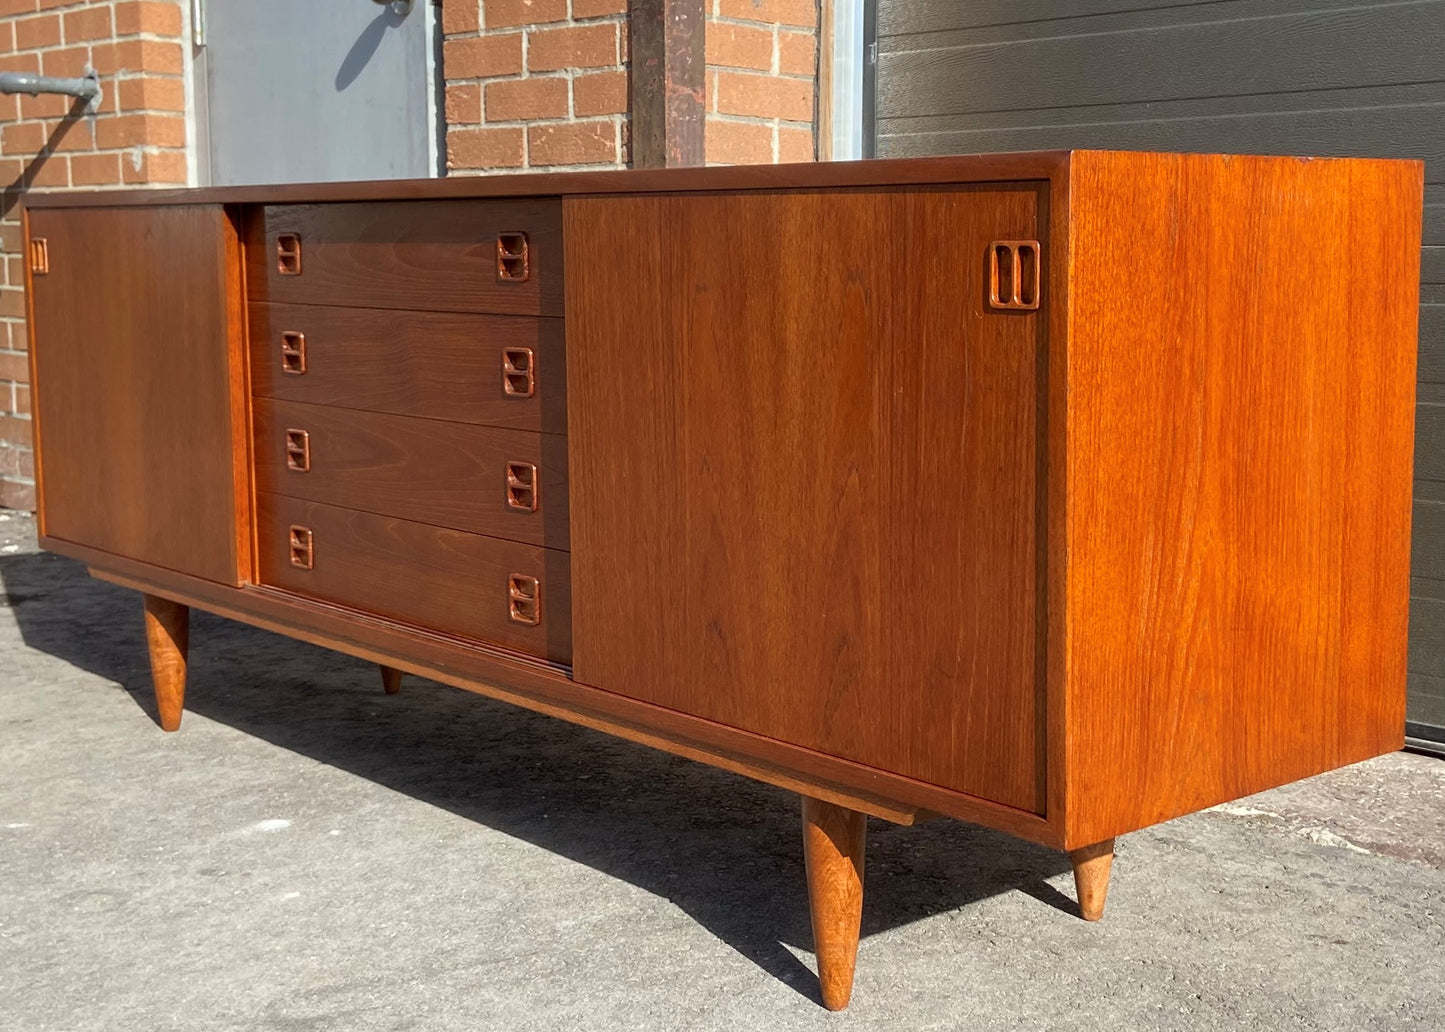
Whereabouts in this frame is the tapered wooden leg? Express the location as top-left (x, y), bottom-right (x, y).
top-left (1069, 838), bottom-right (1115, 922)
top-left (802, 796), bottom-right (866, 1011)
top-left (143, 594), bottom-right (189, 733)
top-left (380, 665), bottom-right (403, 694)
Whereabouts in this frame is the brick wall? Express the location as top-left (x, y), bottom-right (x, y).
top-left (443, 0), bottom-right (631, 173)
top-left (0, 0), bottom-right (189, 510)
top-left (705, 0), bottom-right (816, 165)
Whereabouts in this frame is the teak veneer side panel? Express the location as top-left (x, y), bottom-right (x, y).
top-left (25, 205), bottom-right (248, 586)
top-left (1062, 152), bottom-right (1421, 848)
top-left (567, 185), bottom-right (1046, 811)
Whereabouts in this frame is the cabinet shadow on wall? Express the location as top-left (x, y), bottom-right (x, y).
top-left (0, 549), bottom-right (1074, 1003)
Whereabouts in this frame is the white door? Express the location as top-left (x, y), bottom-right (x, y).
top-left (195, 0), bottom-right (436, 186)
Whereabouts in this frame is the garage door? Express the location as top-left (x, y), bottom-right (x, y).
top-left (873, 0), bottom-right (1445, 745)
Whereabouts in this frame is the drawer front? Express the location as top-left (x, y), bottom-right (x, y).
top-left (249, 303), bottom-right (567, 433)
top-left (254, 399), bottom-right (569, 550)
top-left (245, 200), bottom-right (563, 316)
top-left (258, 494), bottom-right (571, 664)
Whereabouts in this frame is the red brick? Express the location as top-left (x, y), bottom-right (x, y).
top-left (70, 151), bottom-right (122, 185)
top-left (25, 153), bottom-right (69, 186)
top-left (572, 0), bottom-right (626, 15)
top-left (121, 148), bottom-right (187, 184)
top-left (717, 0), bottom-right (816, 28)
top-left (0, 0), bottom-right (39, 16)
top-left (19, 91), bottom-right (69, 119)
top-left (706, 117), bottom-right (771, 164)
top-left (0, 443), bottom-right (33, 480)
top-left (63, 5), bottom-right (112, 41)
top-left (37, 0), bottom-right (84, 10)
top-left (118, 76), bottom-right (187, 113)
top-left (714, 69), bottom-right (812, 122)
top-left (0, 352), bottom-right (28, 382)
top-left (0, 478), bottom-right (36, 512)
top-left (0, 52), bottom-right (40, 73)
top-left (527, 120), bottom-right (615, 165)
top-left (0, 224), bottom-right (21, 253)
top-left (441, 0), bottom-right (479, 34)
top-left (0, 22), bottom-right (16, 53)
top-left (1, 121), bottom-right (45, 153)
top-left (92, 39), bottom-right (184, 75)
top-left (96, 113), bottom-right (185, 148)
top-left (13, 13), bottom-right (60, 50)
top-left (778, 124), bottom-right (813, 162)
top-left (572, 69), bottom-right (625, 117)
top-left (485, 76), bottom-right (567, 121)
top-left (777, 30), bottom-right (815, 75)
top-left (526, 23), bottom-right (617, 72)
top-left (444, 82), bottom-right (481, 124)
top-left (12, 384), bottom-right (28, 415)
top-left (39, 43), bottom-right (86, 76)
top-left (114, 1), bottom-right (184, 37)
top-left (0, 413), bottom-right (30, 447)
top-left (484, 0), bottom-right (566, 29)
top-left (51, 116), bottom-right (100, 151)
top-left (443, 33), bottom-right (523, 78)
top-left (447, 126), bottom-right (525, 169)
top-left (706, 21), bottom-right (772, 71)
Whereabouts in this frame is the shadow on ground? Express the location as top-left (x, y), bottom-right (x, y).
top-left (0, 548), bottom-right (1073, 1004)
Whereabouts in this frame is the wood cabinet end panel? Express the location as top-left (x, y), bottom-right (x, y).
top-left (1061, 151), bottom-right (1421, 846)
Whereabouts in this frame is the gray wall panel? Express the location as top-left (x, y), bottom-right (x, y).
top-left (1415, 501), bottom-right (1445, 583)
top-left (877, 7), bottom-right (1445, 119)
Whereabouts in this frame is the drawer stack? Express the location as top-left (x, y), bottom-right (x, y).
top-left (244, 200), bottom-right (571, 664)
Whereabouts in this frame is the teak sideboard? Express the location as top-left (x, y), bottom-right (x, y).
top-left (22, 152), bottom-right (1421, 1009)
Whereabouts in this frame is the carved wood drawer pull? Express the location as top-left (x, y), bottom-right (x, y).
top-left (29, 237), bottom-right (48, 275)
top-left (505, 461), bottom-right (539, 512)
top-left (281, 331), bottom-right (307, 375)
top-left (284, 428), bottom-right (310, 472)
top-left (502, 346), bottom-right (535, 398)
top-left (508, 573), bottom-right (541, 625)
top-left (288, 526), bottom-right (314, 570)
top-left (277, 233), bottom-right (302, 276)
top-left (497, 232), bottom-right (529, 282)
top-left (988, 240), bottom-right (1041, 311)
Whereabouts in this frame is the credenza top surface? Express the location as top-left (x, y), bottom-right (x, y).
top-left (23, 149), bottom-right (1421, 211)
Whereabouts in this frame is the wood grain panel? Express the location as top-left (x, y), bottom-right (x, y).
top-left (26, 205), bottom-right (247, 585)
top-left (249, 303), bottom-right (567, 433)
top-left (253, 400), bottom-right (569, 550)
top-left (1062, 152), bottom-right (1421, 847)
top-left (567, 185), bottom-right (1045, 810)
top-left (245, 200), bottom-right (563, 316)
top-left (257, 494), bottom-right (571, 664)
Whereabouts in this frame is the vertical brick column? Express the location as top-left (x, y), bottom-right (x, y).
top-left (0, 0), bottom-right (189, 510)
top-left (443, 0), bottom-right (630, 173)
top-left (705, 0), bottom-right (816, 165)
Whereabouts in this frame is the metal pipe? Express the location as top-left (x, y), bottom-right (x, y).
top-left (0, 70), bottom-right (101, 110)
